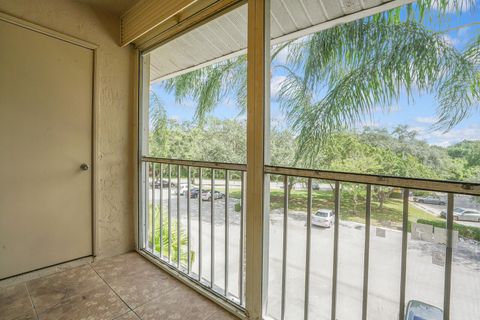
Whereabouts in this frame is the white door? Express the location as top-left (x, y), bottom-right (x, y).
top-left (0, 18), bottom-right (94, 279)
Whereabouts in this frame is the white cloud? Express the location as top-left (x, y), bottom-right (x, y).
top-left (236, 113), bottom-right (247, 121)
top-left (435, 140), bottom-right (454, 147)
top-left (364, 120), bottom-right (380, 127)
top-left (418, 124), bottom-right (480, 146)
top-left (274, 49), bottom-right (288, 64)
top-left (415, 116), bottom-right (438, 124)
top-left (440, 26), bottom-right (473, 48)
top-left (272, 38), bottom-right (307, 64)
top-left (223, 98), bottom-right (237, 109)
top-left (410, 126), bottom-right (427, 133)
top-left (353, 117), bottom-right (380, 130)
top-left (271, 114), bottom-right (289, 129)
top-left (270, 75), bottom-right (287, 97)
top-left (458, 26), bottom-right (471, 38)
top-left (373, 105), bottom-right (400, 113)
top-left (431, 0), bottom-right (473, 13)
top-left (174, 98), bottom-right (196, 109)
top-left (441, 34), bottom-right (459, 46)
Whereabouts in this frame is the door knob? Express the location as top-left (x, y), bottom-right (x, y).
top-left (80, 163), bottom-right (89, 171)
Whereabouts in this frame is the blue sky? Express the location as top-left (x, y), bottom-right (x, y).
top-left (151, 1), bottom-right (480, 147)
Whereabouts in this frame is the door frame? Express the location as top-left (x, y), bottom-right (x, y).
top-left (0, 12), bottom-right (99, 259)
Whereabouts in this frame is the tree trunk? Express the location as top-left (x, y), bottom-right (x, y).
top-left (352, 192), bottom-right (358, 214)
top-left (378, 196), bottom-right (384, 210)
top-left (288, 180), bottom-right (295, 194)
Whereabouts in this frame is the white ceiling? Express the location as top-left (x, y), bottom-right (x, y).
top-left (148, 0), bottom-right (409, 82)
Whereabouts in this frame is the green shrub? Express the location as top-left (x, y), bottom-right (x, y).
top-left (417, 219), bottom-right (480, 241)
top-left (411, 190), bottom-right (431, 197)
top-left (151, 207), bottom-right (195, 264)
top-left (234, 202), bottom-right (241, 212)
top-left (389, 191), bottom-right (403, 199)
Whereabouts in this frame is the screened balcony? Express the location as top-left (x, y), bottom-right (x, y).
top-left (1, 0), bottom-right (479, 320)
top-left (136, 0), bottom-right (480, 319)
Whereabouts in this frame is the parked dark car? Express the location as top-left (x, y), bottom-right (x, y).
top-left (154, 179), bottom-right (175, 189)
top-left (189, 188), bottom-right (200, 198)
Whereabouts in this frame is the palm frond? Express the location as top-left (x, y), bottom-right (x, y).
top-left (153, 207), bottom-right (193, 264)
top-left (436, 33), bottom-right (480, 130)
top-left (284, 19), bottom-right (478, 158)
top-left (163, 56), bottom-right (247, 122)
top-left (160, 0), bottom-right (479, 159)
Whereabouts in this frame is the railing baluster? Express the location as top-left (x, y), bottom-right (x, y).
top-left (151, 163), bottom-right (155, 253)
top-left (187, 166), bottom-right (191, 274)
top-left (159, 164), bottom-right (163, 259)
top-left (331, 181), bottom-right (340, 320)
top-left (225, 169), bottom-right (229, 297)
top-left (239, 171), bottom-right (245, 305)
top-left (144, 163), bottom-right (148, 250)
top-left (168, 164), bottom-right (172, 263)
top-left (199, 167), bottom-right (203, 282)
top-left (362, 184), bottom-right (372, 320)
top-left (304, 178), bottom-right (312, 320)
top-left (399, 188), bottom-right (409, 320)
top-left (138, 158), bottom-right (477, 313)
top-left (281, 175), bottom-right (288, 320)
top-left (444, 193), bottom-right (454, 320)
top-left (177, 165), bottom-right (181, 268)
top-left (211, 169), bottom-right (215, 288)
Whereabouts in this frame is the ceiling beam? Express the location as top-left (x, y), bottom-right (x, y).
top-left (120, 0), bottom-right (198, 46)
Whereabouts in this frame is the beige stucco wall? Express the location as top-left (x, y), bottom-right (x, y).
top-left (0, 0), bottom-right (135, 258)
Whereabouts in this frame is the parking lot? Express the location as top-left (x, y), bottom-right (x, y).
top-left (412, 198), bottom-right (480, 227)
top-left (149, 190), bottom-right (480, 320)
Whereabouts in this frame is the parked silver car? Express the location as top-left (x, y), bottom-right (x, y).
top-left (414, 196), bottom-right (446, 205)
top-left (312, 209), bottom-right (334, 228)
top-left (201, 190), bottom-right (225, 201)
top-left (441, 207), bottom-right (480, 222)
top-left (405, 300), bottom-right (442, 320)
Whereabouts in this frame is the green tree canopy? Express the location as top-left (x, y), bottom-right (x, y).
top-left (152, 0), bottom-right (479, 181)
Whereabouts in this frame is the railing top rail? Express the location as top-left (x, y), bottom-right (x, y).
top-left (142, 157), bottom-right (480, 195)
top-left (265, 165), bottom-right (480, 196)
top-left (142, 156), bottom-right (247, 171)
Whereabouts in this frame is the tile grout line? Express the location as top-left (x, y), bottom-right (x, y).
top-left (131, 309), bottom-right (143, 319)
top-left (89, 264), bottom-right (136, 317)
top-left (89, 260), bottom-right (179, 319)
top-left (29, 266), bottom-right (95, 316)
top-left (123, 280), bottom-right (184, 313)
top-left (113, 310), bottom-right (142, 320)
top-left (24, 282), bottom-right (39, 320)
top-left (90, 255), bottom-right (226, 319)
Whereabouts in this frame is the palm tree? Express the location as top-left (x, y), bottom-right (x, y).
top-left (152, 207), bottom-right (193, 264)
top-left (162, 0), bottom-right (480, 164)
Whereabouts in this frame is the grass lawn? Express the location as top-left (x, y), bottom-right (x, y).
top-left (145, 186), bottom-right (478, 242)
top-left (231, 188), bottom-right (443, 229)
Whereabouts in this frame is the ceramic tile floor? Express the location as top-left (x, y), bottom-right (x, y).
top-left (0, 252), bottom-right (239, 320)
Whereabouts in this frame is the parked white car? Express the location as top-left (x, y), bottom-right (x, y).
top-left (201, 190), bottom-right (225, 201)
top-left (312, 209), bottom-right (334, 228)
top-left (441, 207), bottom-right (480, 222)
top-left (179, 184), bottom-right (188, 195)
